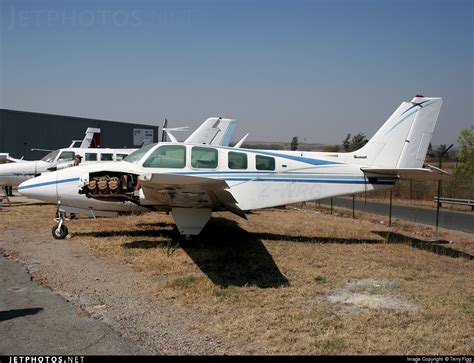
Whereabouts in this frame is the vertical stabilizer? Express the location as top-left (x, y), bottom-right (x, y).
top-left (353, 96), bottom-right (442, 168)
top-left (185, 118), bottom-right (237, 146)
top-left (80, 128), bottom-right (101, 148)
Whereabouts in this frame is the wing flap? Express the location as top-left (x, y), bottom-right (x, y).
top-left (139, 173), bottom-right (246, 218)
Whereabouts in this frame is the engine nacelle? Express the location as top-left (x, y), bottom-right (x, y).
top-left (79, 171), bottom-right (141, 203)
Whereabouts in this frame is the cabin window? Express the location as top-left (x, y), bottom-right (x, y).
top-left (143, 145), bottom-right (186, 168)
top-left (101, 153), bottom-right (113, 161)
top-left (256, 155), bottom-right (275, 171)
top-left (191, 146), bottom-right (218, 169)
top-left (57, 151), bottom-right (75, 163)
top-left (85, 153), bottom-right (97, 161)
top-left (228, 151), bottom-right (247, 169)
top-left (116, 154), bottom-right (128, 161)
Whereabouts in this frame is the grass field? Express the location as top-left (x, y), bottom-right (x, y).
top-left (1, 203), bottom-right (473, 354)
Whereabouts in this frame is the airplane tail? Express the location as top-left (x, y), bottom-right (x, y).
top-left (185, 117), bottom-right (237, 146)
top-left (80, 127), bottom-right (101, 148)
top-left (353, 96), bottom-right (442, 168)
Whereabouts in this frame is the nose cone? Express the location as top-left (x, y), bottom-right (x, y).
top-left (18, 172), bottom-right (58, 203)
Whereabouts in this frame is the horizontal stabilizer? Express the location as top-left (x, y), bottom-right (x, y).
top-left (361, 165), bottom-right (453, 181)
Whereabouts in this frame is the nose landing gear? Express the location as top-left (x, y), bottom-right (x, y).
top-left (52, 206), bottom-right (69, 239)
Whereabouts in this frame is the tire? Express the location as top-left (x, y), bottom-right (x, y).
top-left (52, 224), bottom-right (68, 239)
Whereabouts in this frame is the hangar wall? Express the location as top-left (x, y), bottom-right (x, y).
top-left (0, 109), bottom-right (159, 160)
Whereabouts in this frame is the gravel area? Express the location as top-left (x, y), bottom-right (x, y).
top-left (0, 224), bottom-right (232, 355)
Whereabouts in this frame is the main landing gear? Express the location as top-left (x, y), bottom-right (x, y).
top-left (52, 206), bottom-right (69, 239)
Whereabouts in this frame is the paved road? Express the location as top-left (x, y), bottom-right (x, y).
top-left (0, 255), bottom-right (141, 355)
top-left (319, 198), bottom-right (474, 234)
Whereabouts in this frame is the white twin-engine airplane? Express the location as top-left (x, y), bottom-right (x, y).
top-left (0, 127), bottom-right (107, 187)
top-left (19, 96), bottom-right (450, 239)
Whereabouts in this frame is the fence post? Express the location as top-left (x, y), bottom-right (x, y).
top-left (352, 194), bottom-right (355, 219)
top-left (389, 190), bottom-right (392, 227)
top-left (330, 198), bottom-right (333, 215)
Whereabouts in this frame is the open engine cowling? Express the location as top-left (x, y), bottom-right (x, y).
top-left (79, 171), bottom-right (141, 203)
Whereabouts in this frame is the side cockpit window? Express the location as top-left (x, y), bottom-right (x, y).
top-left (57, 151), bottom-right (75, 163)
top-left (256, 155), bottom-right (275, 171)
top-left (143, 145), bottom-right (186, 168)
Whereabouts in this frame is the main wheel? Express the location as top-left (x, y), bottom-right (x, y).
top-left (52, 224), bottom-right (68, 239)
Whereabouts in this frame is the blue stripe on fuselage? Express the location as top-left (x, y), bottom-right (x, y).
top-left (223, 178), bottom-right (368, 184)
top-left (200, 145), bottom-right (341, 166)
top-left (18, 177), bottom-right (80, 190)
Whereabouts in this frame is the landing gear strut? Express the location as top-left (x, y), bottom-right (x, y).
top-left (52, 206), bottom-right (69, 239)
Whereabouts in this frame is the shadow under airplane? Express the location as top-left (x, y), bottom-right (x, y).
top-left (0, 307), bottom-right (44, 322)
top-left (75, 217), bottom-right (472, 289)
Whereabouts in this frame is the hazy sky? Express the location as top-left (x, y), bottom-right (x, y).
top-left (1, 0), bottom-right (473, 145)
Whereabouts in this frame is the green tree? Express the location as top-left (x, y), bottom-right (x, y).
top-left (342, 133), bottom-right (368, 152)
top-left (290, 136), bottom-right (299, 151)
top-left (342, 134), bottom-right (351, 152)
top-left (436, 144), bottom-right (448, 158)
top-left (456, 126), bottom-right (474, 177)
top-left (427, 142), bottom-right (433, 157)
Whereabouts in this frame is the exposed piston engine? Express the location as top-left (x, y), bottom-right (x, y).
top-left (80, 172), bottom-right (140, 203)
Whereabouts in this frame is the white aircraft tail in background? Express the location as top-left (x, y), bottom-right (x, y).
top-left (78, 127), bottom-right (101, 148)
top-left (162, 117), bottom-right (238, 146)
top-left (185, 117), bottom-right (237, 146)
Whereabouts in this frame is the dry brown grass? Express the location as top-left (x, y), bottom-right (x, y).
top-left (1, 203), bottom-right (473, 355)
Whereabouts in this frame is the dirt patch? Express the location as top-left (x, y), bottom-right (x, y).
top-left (327, 279), bottom-right (419, 311)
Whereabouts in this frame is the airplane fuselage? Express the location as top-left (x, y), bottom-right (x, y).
top-left (18, 142), bottom-right (392, 214)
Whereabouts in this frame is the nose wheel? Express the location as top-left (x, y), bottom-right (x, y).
top-left (52, 224), bottom-right (69, 239)
top-left (52, 206), bottom-right (69, 239)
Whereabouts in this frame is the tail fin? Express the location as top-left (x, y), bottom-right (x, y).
top-left (354, 96), bottom-right (442, 168)
top-left (185, 117), bottom-right (237, 146)
top-left (80, 127), bottom-right (101, 148)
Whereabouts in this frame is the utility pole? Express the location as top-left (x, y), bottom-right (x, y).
top-left (435, 143), bottom-right (453, 240)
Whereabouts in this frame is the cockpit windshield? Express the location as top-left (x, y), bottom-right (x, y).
top-left (123, 143), bottom-right (157, 165)
top-left (40, 150), bottom-right (60, 163)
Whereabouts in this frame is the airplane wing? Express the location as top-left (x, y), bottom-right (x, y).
top-left (139, 173), bottom-right (247, 218)
top-left (185, 117), bottom-right (237, 146)
top-left (361, 164), bottom-right (453, 181)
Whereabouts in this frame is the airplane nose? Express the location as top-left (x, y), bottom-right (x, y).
top-left (0, 161), bottom-right (36, 186)
top-left (18, 172), bottom-right (58, 204)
